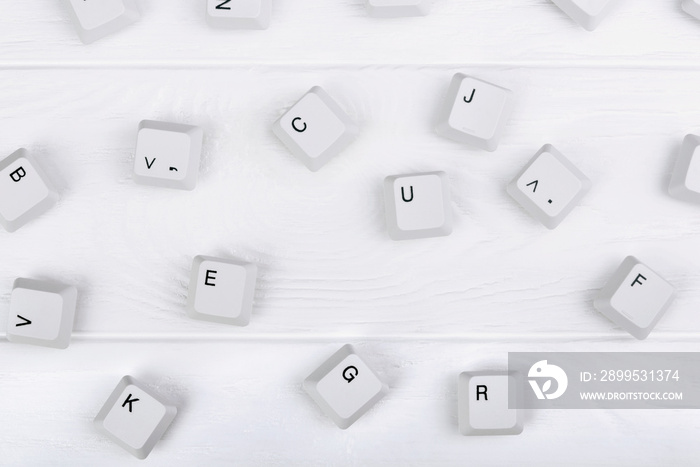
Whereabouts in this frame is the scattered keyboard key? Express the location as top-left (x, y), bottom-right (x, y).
top-left (594, 256), bottom-right (675, 340)
top-left (507, 144), bottom-right (591, 229)
top-left (64, 0), bottom-right (140, 44)
top-left (366, 0), bottom-right (432, 17)
top-left (458, 372), bottom-right (523, 436)
top-left (384, 171), bottom-right (452, 240)
top-left (436, 74), bottom-right (514, 151)
top-left (94, 375), bottom-right (177, 459)
top-left (551, 0), bottom-right (620, 31)
top-left (684, 0), bottom-right (700, 19)
top-left (186, 255), bottom-right (257, 326)
top-left (206, 0), bottom-right (272, 29)
top-left (272, 86), bottom-right (358, 172)
top-left (133, 120), bottom-right (204, 191)
top-left (0, 149), bottom-right (58, 232)
top-left (303, 344), bottom-right (388, 429)
top-left (7, 278), bottom-right (77, 349)
top-left (669, 134), bottom-right (700, 203)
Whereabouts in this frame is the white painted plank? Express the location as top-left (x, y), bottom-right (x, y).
top-left (0, 339), bottom-right (699, 465)
top-left (1, 1), bottom-right (700, 65)
top-left (1, 66), bottom-right (699, 337)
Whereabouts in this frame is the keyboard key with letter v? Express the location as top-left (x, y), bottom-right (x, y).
top-left (133, 120), bottom-right (204, 191)
top-left (7, 278), bottom-right (77, 349)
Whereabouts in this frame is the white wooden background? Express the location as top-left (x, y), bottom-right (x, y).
top-left (1, 0), bottom-right (700, 465)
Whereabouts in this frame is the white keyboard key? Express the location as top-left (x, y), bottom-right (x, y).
top-left (65, 0), bottom-right (140, 44)
top-left (94, 375), bottom-right (177, 459)
top-left (684, 0), bottom-right (700, 20)
top-left (458, 372), bottom-right (523, 436)
top-left (7, 279), bottom-right (77, 349)
top-left (507, 144), bottom-right (591, 229)
top-left (366, 0), bottom-right (432, 17)
top-left (594, 256), bottom-right (675, 340)
top-left (206, 0), bottom-right (272, 29)
top-left (186, 255), bottom-right (257, 326)
top-left (384, 171), bottom-right (452, 240)
top-left (303, 344), bottom-right (388, 429)
top-left (0, 149), bottom-right (58, 232)
top-left (272, 87), bottom-right (359, 172)
top-left (133, 120), bottom-right (204, 191)
top-left (551, 0), bottom-right (620, 31)
top-left (436, 74), bottom-right (514, 152)
top-left (669, 134), bottom-right (700, 203)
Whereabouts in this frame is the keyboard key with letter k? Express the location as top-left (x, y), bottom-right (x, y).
top-left (94, 375), bottom-right (177, 459)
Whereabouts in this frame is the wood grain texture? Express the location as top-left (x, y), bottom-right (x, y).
top-left (1, 0), bottom-right (700, 465)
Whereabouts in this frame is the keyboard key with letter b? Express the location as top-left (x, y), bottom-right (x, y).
top-left (206, 0), bottom-right (272, 29)
top-left (551, 0), bottom-right (620, 31)
top-left (594, 256), bottom-right (675, 340)
top-left (273, 87), bottom-right (359, 172)
top-left (507, 145), bottom-right (591, 229)
top-left (366, 0), bottom-right (432, 17)
top-left (303, 345), bottom-right (388, 429)
top-left (684, 0), bottom-right (700, 20)
top-left (669, 134), bottom-right (700, 203)
top-left (458, 372), bottom-right (523, 436)
top-left (133, 120), bottom-right (204, 191)
top-left (64, 0), bottom-right (140, 44)
top-left (94, 375), bottom-right (177, 460)
top-left (0, 149), bottom-right (58, 232)
top-left (384, 171), bottom-right (452, 240)
top-left (436, 74), bottom-right (514, 151)
top-left (186, 255), bottom-right (257, 326)
top-left (7, 278), bottom-right (77, 349)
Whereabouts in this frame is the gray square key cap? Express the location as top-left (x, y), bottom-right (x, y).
top-left (594, 256), bottom-right (675, 340)
top-left (384, 171), bottom-right (453, 240)
top-left (0, 149), bottom-right (58, 232)
top-left (458, 371), bottom-right (523, 436)
top-left (94, 375), bottom-right (177, 459)
top-left (273, 87), bottom-right (358, 172)
top-left (303, 344), bottom-right (388, 429)
top-left (64, 0), bottom-right (140, 44)
top-left (133, 120), bottom-right (204, 190)
top-left (669, 134), bottom-right (700, 203)
top-left (186, 255), bottom-right (257, 326)
top-left (206, 0), bottom-right (272, 29)
top-left (7, 278), bottom-right (77, 349)
top-left (507, 144), bottom-right (591, 229)
top-left (436, 74), bottom-right (514, 151)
